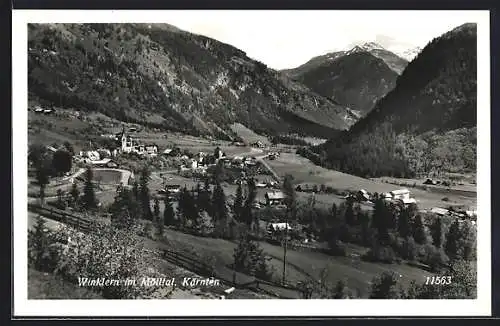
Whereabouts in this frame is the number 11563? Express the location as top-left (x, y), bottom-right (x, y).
top-left (425, 276), bottom-right (452, 285)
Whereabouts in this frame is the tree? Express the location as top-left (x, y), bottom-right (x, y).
top-left (56, 189), bottom-right (67, 209)
top-left (212, 182), bottom-right (229, 237)
top-left (372, 198), bottom-right (390, 245)
top-left (63, 141), bottom-right (74, 156)
top-left (109, 187), bottom-right (138, 228)
top-left (459, 220), bottom-right (476, 261)
top-left (233, 182), bottom-right (244, 222)
top-left (429, 216), bottom-right (444, 248)
top-left (28, 216), bottom-right (51, 271)
top-left (345, 200), bottom-right (356, 226)
top-left (213, 160), bottom-right (227, 183)
top-left (163, 198), bottom-right (176, 227)
top-left (139, 166), bottom-right (152, 220)
top-left (52, 149), bottom-right (72, 175)
top-left (411, 215), bottom-right (427, 245)
top-left (397, 206), bottom-right (412, 238)
top-left (28, 143), bottom-right (48, 168)
top-left (282, 174), bottom-right (297, 221)
top-left (34, 158), bottom-right (51, 204)
top-left (445, 219), bottom-right (462, 261)
top-left (369, 272), bottom-right (401, 299)
top-left (333, 280), bottom-right (350, 299)
top-left (153, 198), bottom-right (163, 235)
top-left (241, 179), bottom-right (257, 227)
top-left (70, 182), bottom-right (79, 207)
top-left (233, 234), bottom-right (273, 280)
top-left (82, 167), bottom-right (97, 210)
top-left (132, 181), bottom-right (139, 200)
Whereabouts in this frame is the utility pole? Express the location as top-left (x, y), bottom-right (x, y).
top-left (282, 206), bottom-right (288, 285)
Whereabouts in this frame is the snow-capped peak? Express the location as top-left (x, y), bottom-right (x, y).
top-left (360, 42), bottom-right (385, 51)
top-left (345, 45), bottom-right (365, 55)
top-left (398, 47), bottom-right (422, 61)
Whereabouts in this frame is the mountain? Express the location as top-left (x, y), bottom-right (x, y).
top-left (282, 43), bottom-right (407, 115)
top-left (28, 23), bottom-right (355, 139)
top-left (299, 23), bottom-right (477, 178)
top-left (397, 46), bottom-right (422, 61)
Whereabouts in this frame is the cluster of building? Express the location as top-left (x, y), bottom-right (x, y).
top-left (30, 105), bottom-right (55, 115)
top-left (380, 188), bottom-right (417, 206)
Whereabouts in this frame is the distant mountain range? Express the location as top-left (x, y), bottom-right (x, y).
top-left (282, 42), bottom-right (408, 116)
top-left (396, 46), bottom-right (422, 61)
top-left (299, 23), bottom-right (477, 178)
top-left (28, 23), bottom-right (357, 140)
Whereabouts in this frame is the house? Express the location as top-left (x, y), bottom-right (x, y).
top-left (252, 141), bottom-right (264, 148)
top-left (357, 189), bottom-right (370, 201)
top-left (215, 148), bottom-right (223, 159)
top-left (34, 106), bottom-right (44, 113)
top-left (265, 191), bottom-right (285, 206)
top-left (267, 222), bottom-right (292, 234)
top-left (43, 109), bottom-right (54, 114)
top-left (145, 145), bottom-right (158, 156)
top-left (47, 146), bottom-right (58, 153)
top-left (89, 158), bottom-right (117, 168)
top-left (163, 148), bottom-right (173, 156)
top-left (382, 193), bottom-right (393, 201)
top-left (190, 159), bottom-right (198, 170)
top-left (390, 189), bottom-right (411, 201)
top-left (431, 207), bottom-right (450, 216)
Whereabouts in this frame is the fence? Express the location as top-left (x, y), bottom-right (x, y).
top-left (28, 203), bottom-right (92, 231)
top-left (27, 203), bottom-right (303, 298)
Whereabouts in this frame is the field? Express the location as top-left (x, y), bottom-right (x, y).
top-left (163, 228), bottom-right (431, 298)
top-left (230, 123), bottom-right (270, 145)
top-left (265, 152), bottom-right (477, 211)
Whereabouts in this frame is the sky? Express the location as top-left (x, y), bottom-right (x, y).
top-left (155, 10), bottom-right (481, 70)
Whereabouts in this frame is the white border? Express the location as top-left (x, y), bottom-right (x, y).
top-left (12, 10), bottom-right (491, 317)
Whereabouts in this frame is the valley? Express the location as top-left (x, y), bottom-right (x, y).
top-left (25, 21), bottom-right (478, 301)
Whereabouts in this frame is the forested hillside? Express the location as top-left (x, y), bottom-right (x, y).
top-left (282, 43), bottom-right (408, 116)
top-left (28, 23), bottom-right (355, 139)
top-left (299, 23), bottom-right (477, 178)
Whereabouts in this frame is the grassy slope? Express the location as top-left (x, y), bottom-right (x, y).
top-left (28, 268), bottom-right (103, 299)
top-left (163, 228), bottom-right (431, 298)
top-left (265, 152), bottom-right (477, 210)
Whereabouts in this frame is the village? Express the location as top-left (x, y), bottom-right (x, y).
top-left (29, 119), bottom-right (478, 252)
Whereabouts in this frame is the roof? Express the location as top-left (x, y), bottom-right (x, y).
top-left (390, 189), bottom-right (410, 195)
top-left (399, 198), bottom-right (416, 204)
top-left (268, 223), bottom-right (291, 231)
top-left (89, 158), bottom-right (112, 164)
top-left (265, 191), bottom-right (285, 200)
top-left (431, 207), bottom-right (449, 216)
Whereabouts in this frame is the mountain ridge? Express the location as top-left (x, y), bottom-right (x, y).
top-left (299, 23), bottom-right (477, 179)
top-left (281, 43), bottom-right (406, 115)
top-left (28, 23), bottom-right (355, 140)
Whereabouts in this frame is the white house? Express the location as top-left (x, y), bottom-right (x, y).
top-left (265, 191), bottom-right (285, 206)
top-left (390, 189), bottom-right (411, 201)
top-left (268, 222), bottom-right (292, 233)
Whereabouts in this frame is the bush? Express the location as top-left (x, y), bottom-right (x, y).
top-left (326, 240), bottom-right (347, 257)
top-left (363, 245), bottom-right (399, 264)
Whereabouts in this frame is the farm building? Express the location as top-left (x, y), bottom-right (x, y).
top-left (390, 189), bottom-right (411, 201)
top-left (89, 158), bottom-right (118, 168)
top-left (265, 191), bottom-right (285, 206)
top-left (267, 222), bottom-right (292, 233)
top-left (430, 207), bottom-right (450, 216)
top-left (357, 189), bottom-right (370, 201)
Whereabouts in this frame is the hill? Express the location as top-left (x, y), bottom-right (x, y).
top-left (299, 23), bottom-right (477, 178)
top-left (282, 43), bottom-right (407, 115)
top-left (28, 23), bottom-right (355, 140)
